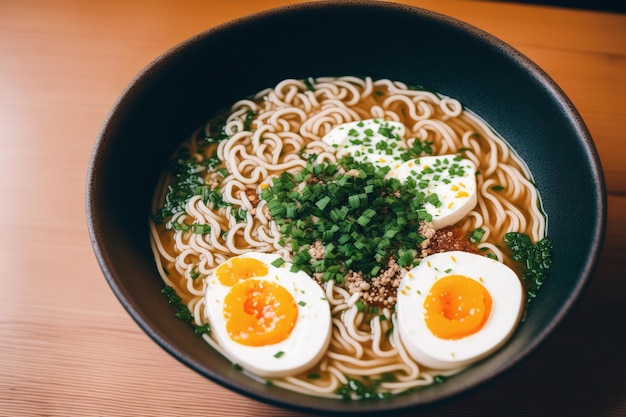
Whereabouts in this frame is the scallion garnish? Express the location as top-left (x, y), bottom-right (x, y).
top-left (260, 157), bottom-right (435, 283)
top-left (192, 224), bottom-right (211, 234)
top-left (470, 227), bottom-right (486, 243)
top-left (271, 257), bottom-right (285, 268)
top-left (504, 232), bottom-right (553, 301)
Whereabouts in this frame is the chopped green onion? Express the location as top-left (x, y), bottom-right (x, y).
top-left (271, 257), bottom-right (286, 268)
top-left (192, 224), bottom-right (211, 234)
top-left (316, 195), bottom-right (332, 210)
top-left (259, 157), bottom-right (438, 283)
top-left (470, 227), bottom-right (486, 243)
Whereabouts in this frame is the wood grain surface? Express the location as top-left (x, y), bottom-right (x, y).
top-left (1, 1), bottom-right (624, 416)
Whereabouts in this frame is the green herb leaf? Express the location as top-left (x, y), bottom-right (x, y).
top-left (161, 286), bottom-right (210, 335)
top-left (192, 224), bottom-right (211, 234)
top-left (271, 257), bottom-right (286, 268)
top-left (504, 232), bottom-right (553, 302)
top-left (470, 227), bottom-right (485, 243)
top-left (260, 157), bottom-right (430, 282)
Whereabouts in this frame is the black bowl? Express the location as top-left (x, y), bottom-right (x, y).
top-left (86, 1), bottom-right (606, 414)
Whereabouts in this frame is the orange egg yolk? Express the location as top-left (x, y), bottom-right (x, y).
top-left (423, 274), bottom-right (492, 340)
top-left (223, 278), bottom-right (298, 346)
top-left (215, 257), bottom-right (268, 286)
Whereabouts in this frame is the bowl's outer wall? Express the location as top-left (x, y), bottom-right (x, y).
top-left (87, 1), bottom-right (605, 414)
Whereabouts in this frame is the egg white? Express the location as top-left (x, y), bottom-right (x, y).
top-left (322, 118), bottom-right (408, 171)
top-left (395, 251), bottom-right (524, 370)
top-left (204, 252), bottom-right (332, 378)
top-left (392, 155), bottom-right (477, 229)
top-left (323, 119), bottom-right (477, 229)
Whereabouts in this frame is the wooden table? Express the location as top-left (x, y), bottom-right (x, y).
top-left (1, 1), bottom-right (624, 416)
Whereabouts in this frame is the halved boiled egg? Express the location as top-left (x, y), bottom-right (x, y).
top-left (204, 252), bottom-right (332, 378)
top-left (392, 155), bottom-right (477, 229)
top-left (395, 251), bottom-right (523, 370)
top-left (322, 119), bottom-right (477, 230)
top-left (322, 118), bottom-right (408, 172)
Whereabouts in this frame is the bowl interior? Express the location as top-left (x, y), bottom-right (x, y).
top-left (86, 1), bottom-right (605, 413)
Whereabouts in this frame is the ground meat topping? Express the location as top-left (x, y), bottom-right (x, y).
top-left (307, 176), bottom-right (325, 185)
top-left (245, 189), bottom-right (260, 207)
top-left (424, 225), bottom-right (478, 256)
top-left (418, 221), bottom-right (437, 257)
top-left (308, 240), bottom-right (325, 260)
top-left (309, 224), bottom-right (477, 308)
top-left (345, 257), bottom-right (406, 307)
